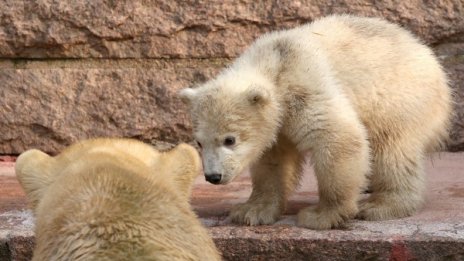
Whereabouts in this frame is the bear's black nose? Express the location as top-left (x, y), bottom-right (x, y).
top-left (205, 173), bottom-right (222, 184)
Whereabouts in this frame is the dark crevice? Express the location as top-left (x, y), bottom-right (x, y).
top-left (432, 32), bottom-right (464, 47)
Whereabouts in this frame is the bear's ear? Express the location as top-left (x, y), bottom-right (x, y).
top-left (15, 149), bottom-right (55, 211)
top-left (159, 143), bottom-right (201, 200)
top-left (179, 88), bottom-right (198, 104)
top-left (246, 87), bottom-right (270, 106)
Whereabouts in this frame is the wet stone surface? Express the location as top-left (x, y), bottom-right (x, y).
top-left (0, 153), bottom-right (463, 260)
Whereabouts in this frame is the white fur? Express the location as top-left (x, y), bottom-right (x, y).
top-left (181, 15), bottom-right (452, 229)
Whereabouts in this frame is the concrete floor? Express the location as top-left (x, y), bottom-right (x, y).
top-left (1, 153), bottom-right (463, 260)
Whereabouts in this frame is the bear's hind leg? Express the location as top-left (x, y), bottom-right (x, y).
top-left (230, 135), bottom-right (304, 225)
top-left (358, 143), bottom-right (425, 220)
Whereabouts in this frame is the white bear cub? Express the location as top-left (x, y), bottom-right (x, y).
top-left (180, 15), bottom-right (452, 229)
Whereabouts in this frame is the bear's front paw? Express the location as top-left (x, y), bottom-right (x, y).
top-left (229, 201), bottom-right (281, 226)
top-left (297, 205), bottom-right (355, 230)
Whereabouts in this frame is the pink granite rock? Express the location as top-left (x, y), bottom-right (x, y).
top-left (0, 59), bottom-right (224, 154)
top-left (0, 0), bottom-right (463, 59)
top-left (436, 43), bottom-right (464, 151)
top-left (0, 0), bottom-right (463, 153)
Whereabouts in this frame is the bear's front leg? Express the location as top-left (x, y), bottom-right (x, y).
top-left (230, 136), bottom-right (304, 225)
top-left (296, 128), bottom-right (370, 229)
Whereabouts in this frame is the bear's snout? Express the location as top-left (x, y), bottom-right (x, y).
top-left (205, 173), bottom-right (222, 184)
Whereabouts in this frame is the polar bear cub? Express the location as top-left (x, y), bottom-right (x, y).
top-left (180, 15), bottom-right (452, 229)
top-left (16, 138), bottom-right (221, 261)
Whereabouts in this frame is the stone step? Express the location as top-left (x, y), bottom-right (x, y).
top-left (1, 153), bottom-right (463, 260)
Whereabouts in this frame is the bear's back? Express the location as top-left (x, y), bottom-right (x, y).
top-left (289, 15), bottom-right (451, 143)
top-left (293, 15), bottom-right (445, 98)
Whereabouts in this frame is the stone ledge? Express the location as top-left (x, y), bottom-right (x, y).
top-left (209, 222), bottom-right (464, 261)
top-left (1, 153), bottom-right (463, 260)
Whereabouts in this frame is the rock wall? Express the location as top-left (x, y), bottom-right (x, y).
top-left (1, 0), bottom-right (463, 154)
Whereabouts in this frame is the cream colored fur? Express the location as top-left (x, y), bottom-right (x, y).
top-left (15, 138), bottom-right (221, 261)
top-left (180, 14), bottom-right (452, 230)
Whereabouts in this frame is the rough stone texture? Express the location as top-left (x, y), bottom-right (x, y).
top-left (210, 227), bottom-right (464, 261)
top-left (436, 43), bottom-right (464, 151)
top-left (1, 153), bottom-right (463, 260)
top-left (0, 0), bottom-right (463, 153)
top-left (1, 57), bottom-right (464, 154)
top-left (0, 59), bottom-right (225, 154)
top-left (8, 236), bottom-right (34, 261)
top-left (0, 239), bottom-right (10, 261)
top-left (0, 0), bottom-right (463, 59)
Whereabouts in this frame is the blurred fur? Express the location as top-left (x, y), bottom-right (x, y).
top-left (16, 138), bottom-right (221, 261)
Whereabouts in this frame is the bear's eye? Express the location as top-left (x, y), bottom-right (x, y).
top-left (223, 136), bottom-right (236, 146)
top-left (195, 140), bottom-right (202, 149)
